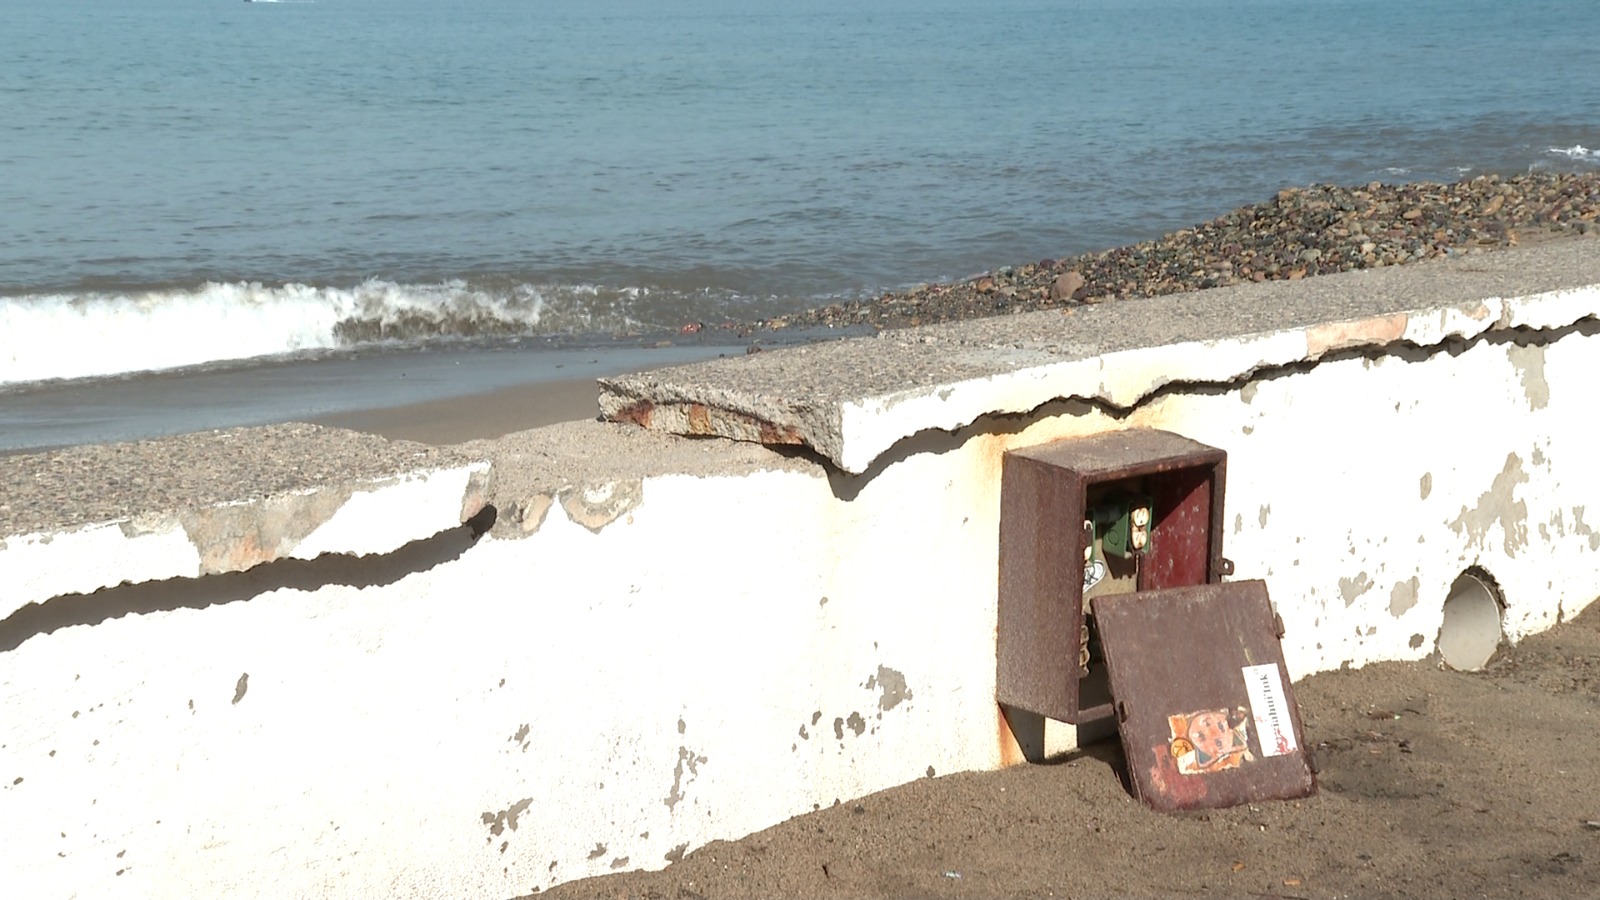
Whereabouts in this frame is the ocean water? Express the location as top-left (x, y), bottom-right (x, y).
top-left (2, 0), bottom-right (1598, 407)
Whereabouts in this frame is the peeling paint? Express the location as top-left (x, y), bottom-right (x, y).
top-left (1389, 577), bottom-right (1420, 617)
top-left (559, 481), bottom-right (643, 533)
top-left (1239, 382), bottom-right (1258, 404)
top-left (665, 843), bottom-right (689, 864)
top-left (1419, 472), bottom-right (1432, 500)
top-left (1339, 572), bottom-right (1374, 607)
top-left (1574, 507), bottom-right (1600, 551)
top-left (870, 665), bottom-right (912, 711)
top-left (1448, 453), bottom-right (1530, 557)
top-left (586, 843), bottom-right (607, 860)
top-left (663, 746), bottom-right (706, 810)
top-left (481, 798), bottom-right (534, 837)
top-left (1409, 634), bottom-right (1426, 649)
top-left (1505, 343), bottom-right (1550, 411)
top-left (231, 673), bottom-right (248, 705)
top-left (1258, 505), bottom-right (1270, 528)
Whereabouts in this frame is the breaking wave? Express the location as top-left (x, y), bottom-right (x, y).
top-left (0, 279), bottom-right (674, 386)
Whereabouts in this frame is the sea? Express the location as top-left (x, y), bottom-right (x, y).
top-left (3, 0), bottom-right (1598, 450)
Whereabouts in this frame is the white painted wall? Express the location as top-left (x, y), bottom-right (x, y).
top-left (3, 308), bottom-right (1598, 898)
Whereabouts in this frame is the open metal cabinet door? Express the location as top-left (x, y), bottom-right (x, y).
top-left (1091, 580), bottom-right (1316, 812)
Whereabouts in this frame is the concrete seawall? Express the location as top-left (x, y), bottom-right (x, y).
top-left (3, 237), bottom-right (1598, 897)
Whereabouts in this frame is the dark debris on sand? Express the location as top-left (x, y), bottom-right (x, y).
top-left (752, 172), bottom-right (1600, 333)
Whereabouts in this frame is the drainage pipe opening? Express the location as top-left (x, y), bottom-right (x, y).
top-left (1437, 569), bottom-right (1504, 671)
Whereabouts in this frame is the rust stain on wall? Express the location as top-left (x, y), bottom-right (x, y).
top-left (607, 399), bottom-right (806, 448)
top-left (996, 705), bottom-right (1039, 767)
top-left (608, 400), bottom-right (655, 428)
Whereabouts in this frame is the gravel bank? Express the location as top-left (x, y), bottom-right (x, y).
top-left (759, 171), bottom-right (1600, 332)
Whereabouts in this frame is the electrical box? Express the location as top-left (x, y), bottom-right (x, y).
top-left (996, 429), bottom-right (1228, 724)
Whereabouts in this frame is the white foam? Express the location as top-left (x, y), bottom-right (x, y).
top-left (0, 279), bottom-right (579, 386)
top-left (1548, 144), bottom-right (1597, 162)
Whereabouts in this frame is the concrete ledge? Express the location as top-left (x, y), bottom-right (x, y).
top-left (456, 419), bottom-right (821, 539)
top-left (599, 238), bottom-right (1600, 473)
top-left (0, 424), bottom-right (490, 617)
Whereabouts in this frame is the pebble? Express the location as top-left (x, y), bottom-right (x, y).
top-left (756, 172), bottom-right (1600, 332)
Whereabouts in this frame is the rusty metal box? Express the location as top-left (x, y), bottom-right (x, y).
top-left (997, 429), bottom-right (1227, 723)
top-left (1092, 580), bottom-right (1317, 811)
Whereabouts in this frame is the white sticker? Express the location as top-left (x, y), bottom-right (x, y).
top-left (1083, 557), bottom-right (1107, 591)
top-left (1242, 663), bottom-right (1298, 757)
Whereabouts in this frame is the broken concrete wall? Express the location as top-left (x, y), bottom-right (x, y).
top-left (2, 241), bottom-right (1598, 897)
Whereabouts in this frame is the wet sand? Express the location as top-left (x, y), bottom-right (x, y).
top-left (311, 377), bottom-right (600, 445)
top-left (0, 342), bottom-right (728, 455)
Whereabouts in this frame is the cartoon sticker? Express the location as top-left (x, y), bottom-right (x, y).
top-left (1242, 663), bottom-right (1298, 757)
top-left (1165, 707), bottom-right (1254, 775)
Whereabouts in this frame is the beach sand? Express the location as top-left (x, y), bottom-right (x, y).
top-left (538, 603), bottom-right (1600, 899)
top-left (0, 341), bottom-right (729, 455)
top-left (311, 377), bottom-right (600, 445)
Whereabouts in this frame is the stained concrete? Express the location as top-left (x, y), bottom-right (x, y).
top-left (599, 237), bottom-right (1600, 473)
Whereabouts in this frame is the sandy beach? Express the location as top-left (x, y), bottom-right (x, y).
top-left (538, 603), bottom-right (1600, 899)
top-left (311, 377), bottom-right (601, 445)
top-left (0, 341), bottom-right (732, 455)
